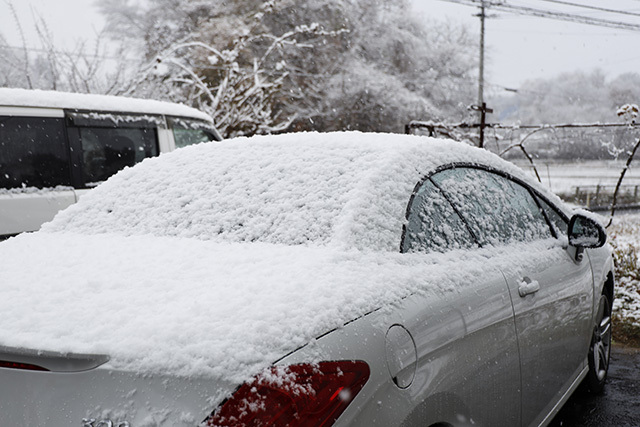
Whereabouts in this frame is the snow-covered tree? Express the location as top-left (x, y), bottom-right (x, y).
top-left (494, 69), bottom-right (640, 126)
top-left (609, 73), bottom-right (640, 112)
top-left (487, 70), bottom-right (640, 161)
top-left (499, 70), bottom-right (610, 124)
top-left (99, 0), bottom-right (477, 136)
top-left (0, 34), bottom-right (27, 87)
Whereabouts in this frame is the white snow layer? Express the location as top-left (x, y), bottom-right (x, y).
top-left (0, 87), bottom-right (212, 122)
top-left (0, 132), bottom-right (563, 383)
top-left (0, 232), bottom-right (560, 383)
top-left (44, 132), bottom-right (554, 251)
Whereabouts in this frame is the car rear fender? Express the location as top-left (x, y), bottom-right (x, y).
top-left (585, 246), bottom-right (615, 318)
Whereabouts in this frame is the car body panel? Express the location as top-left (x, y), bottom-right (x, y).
top-left (0, 189), bottom-right (78, 236)
top-left (0, 363), bottom-right (233, 426)
top-left (502, 243), bottom-right (594, 426)
top-left (399, 267), bottom-right (521, 426)
top-left (278, 245), bottom-right (549, 426)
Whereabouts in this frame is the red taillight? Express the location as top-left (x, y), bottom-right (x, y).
top-left (206, 360), bottom-right (370, 427)
top-left (0, 360), bottom-right (49, 371)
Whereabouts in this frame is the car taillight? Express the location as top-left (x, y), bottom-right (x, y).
top-left (206, 360), bottom-right (370, 427)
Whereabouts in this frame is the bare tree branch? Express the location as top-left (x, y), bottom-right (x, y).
top-left (607, 136), bottom-right (640, 227)
top-left (5, 0), bottom-right (33, 89)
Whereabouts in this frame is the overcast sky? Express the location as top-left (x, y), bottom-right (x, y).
top-left (2, 0), bottom-right (640, 93)
top-left (413, 0), bottom-right (640, 93)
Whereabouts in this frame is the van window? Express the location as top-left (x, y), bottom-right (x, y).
top-left (66, 112), bottom-right (159, 187)
top-left (169, 117), bottom-right (219, 148)
top-left (78, 127), bottom-right (157, 186)
top-left (0, 116), bottom-right (71, 189)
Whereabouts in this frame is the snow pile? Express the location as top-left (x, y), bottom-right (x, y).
top-left (0, 231), bottom-right (560, 382)
top-left (44, 132), bottom-right (551, 252)
top-left (0, 88), bottom-right (212, 122)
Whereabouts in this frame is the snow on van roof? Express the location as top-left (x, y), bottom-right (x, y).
top-left (44, 131), bottom-right (556, 252)
top-left (0, 87), bottom-right (212, 122)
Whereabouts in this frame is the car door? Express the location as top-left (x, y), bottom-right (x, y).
top-left (401, 176), bottom-right (521, 426)
top-left (431, 166), bottom-right (593, 427)
top-left (502, 196), bottom-right (593, 427)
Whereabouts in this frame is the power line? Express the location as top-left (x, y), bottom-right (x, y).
top-left (436, 0), bottom-right (640, 32)
top-left (536, 0), bottom-right (640, 19)
top-left (494, 3), bottom-right (640, 31)
top-left (491, 28), bottom-right (636, 36)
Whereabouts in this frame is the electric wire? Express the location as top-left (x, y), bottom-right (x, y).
top-left (436, 0), bottom-right (640, 32)
top-left (536, 0), bottom-right (640, 18)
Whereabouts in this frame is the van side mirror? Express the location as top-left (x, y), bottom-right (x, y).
top-left (568, 213), bottom-right (606, 249)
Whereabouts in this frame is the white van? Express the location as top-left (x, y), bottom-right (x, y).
top-left (0, 88), bottom-right (222, 239)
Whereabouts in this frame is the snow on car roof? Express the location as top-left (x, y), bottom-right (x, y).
top-left (0, 87), bottom-right (212, 122)
top-left (44, 131), bottom-right (552, 252)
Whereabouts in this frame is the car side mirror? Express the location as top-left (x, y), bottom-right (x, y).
top-left (568, 213), bottom-right (607, 249)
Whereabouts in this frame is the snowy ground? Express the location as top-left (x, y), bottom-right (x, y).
top-left (607, 213), bottom-right (640, 344)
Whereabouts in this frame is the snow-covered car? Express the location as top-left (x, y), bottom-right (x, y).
top-left (0, 132), bottom-right (613, 427)
top-left (0, 88), bottom-right (222, 239)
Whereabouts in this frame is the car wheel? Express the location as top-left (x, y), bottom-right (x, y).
top-left (584, 293), bottom-right (612, 394)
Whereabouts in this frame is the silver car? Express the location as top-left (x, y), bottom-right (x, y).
top-left (0, 132), bottom-right (613, 427)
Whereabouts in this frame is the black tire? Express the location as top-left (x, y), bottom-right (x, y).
top-left (584, 293), bottom-right (612, 394)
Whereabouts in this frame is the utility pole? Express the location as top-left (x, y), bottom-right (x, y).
top-left (474, 0), bottom-right (492, 148)
top-left (478, 0), bottom-right (485, 116)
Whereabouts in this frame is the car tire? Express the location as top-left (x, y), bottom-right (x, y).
top-left (584, 293), bottom-right (612, 394)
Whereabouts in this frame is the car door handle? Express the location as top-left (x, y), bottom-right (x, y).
top-left (518, 278), bottom-right (540, 297)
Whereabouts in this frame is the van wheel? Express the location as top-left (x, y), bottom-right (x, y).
top-left (584, 293), bottom-right (612, 394)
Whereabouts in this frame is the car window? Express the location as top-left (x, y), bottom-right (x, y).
top-left (169, 117), bottom-right (220, 148)
top-left (0, 116), bottom-right (71, 189)
top-left (402, 178), bottom-right (476, 253)
top-left (66, 112), bottom-right (160, 187)
top-left (173, 127), bottom-right (216, 148)
top-left (79, 127), bottom-right (157, 186)
top-left (536, 196), bottom-right (568, 237)
top-left (431, 167), bottom-right (552, 246)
